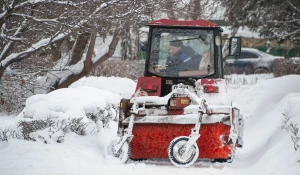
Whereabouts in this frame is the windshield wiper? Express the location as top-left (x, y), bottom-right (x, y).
top-left (170, 34), bottom-right (208, 44)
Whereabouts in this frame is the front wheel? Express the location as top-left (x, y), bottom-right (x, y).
top-left (111, 140), bottom-right (131, 163)
top-left (168, 136), bottom-right (199, 168)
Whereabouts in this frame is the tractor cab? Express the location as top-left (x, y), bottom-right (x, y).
top-left (142, 19), bottom-right (241, 96)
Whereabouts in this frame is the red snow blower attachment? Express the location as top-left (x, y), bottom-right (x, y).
top-left (111, 19), bottom-right (244, 167)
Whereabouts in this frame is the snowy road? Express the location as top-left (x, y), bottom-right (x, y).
top-left (1, 75), bottom-right (300, 175)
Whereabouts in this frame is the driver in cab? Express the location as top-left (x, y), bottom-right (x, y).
top-left (166, 40), bottom-right (202, 75)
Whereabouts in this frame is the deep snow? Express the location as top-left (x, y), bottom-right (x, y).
top-left (0, 75), bottom-right (300, 175)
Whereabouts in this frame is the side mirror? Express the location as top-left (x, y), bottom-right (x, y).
top-left (229, 37), bottom-right (241, 56)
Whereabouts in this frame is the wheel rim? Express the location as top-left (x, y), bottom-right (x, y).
top-left (168, 136), bottom-right (199, 167)
top-left (172, 139), bottom-right (197, 163)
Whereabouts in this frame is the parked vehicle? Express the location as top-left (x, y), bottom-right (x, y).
top-left (225, 48), bottom-right (281, 74)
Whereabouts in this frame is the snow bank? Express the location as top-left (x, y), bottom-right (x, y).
top-left (0, 84), bottom-right (124, 145)
top-left (231, 75), bottom-right (300, 175)
top-left (70, 76), bottom-right (136, 99)
top-left (0, 113), bottom-right (16, 127)
top-left (225, 73), bottom-right (274, 88)
top-left (18, 87), bottom-right (120, 121)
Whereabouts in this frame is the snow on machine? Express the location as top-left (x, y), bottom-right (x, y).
top-left (111, 19), bottom-right (244, 167)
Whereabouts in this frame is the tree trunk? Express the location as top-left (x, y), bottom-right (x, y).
top-left (68, 32), bottom-right (91, 65)
top-left (56, 31), bottom-right (120, 89)
top-left (191, 0), bottom-right (201, 20)
top-left (0, 67), bottom-right (5, 81)
top-left (57, 31), bottom-right (96, 88)
top-left (121, 28), bottom-right (129, 60)
top-left (165, 0), bottom-right (176, 20)
top-left (91, 32), bottom-right (120, 69)
top-left (121, 25), bottom-right (138, 60)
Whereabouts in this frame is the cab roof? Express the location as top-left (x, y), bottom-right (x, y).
top-left (148, 19), bottom-right (219, 27)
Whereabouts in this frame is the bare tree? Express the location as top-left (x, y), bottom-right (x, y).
top-left (155, 0), bottom-right (222, 20)
top-left (0, 0), bottom-right (155, 93)
top-left (1, 0), bottom-right (225, 94)
top-left (219, 0), bottom-right (300, 40)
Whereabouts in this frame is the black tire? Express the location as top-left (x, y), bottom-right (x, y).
top-left (211, 158), bottom-right (231, 163)
top-left (168, 136), bottom-right (199, 167)
top-left (254, 68), bottom-right (268, 74)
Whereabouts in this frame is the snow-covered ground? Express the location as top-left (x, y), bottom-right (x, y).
top-left (1, 75), bottom-right (300, 175)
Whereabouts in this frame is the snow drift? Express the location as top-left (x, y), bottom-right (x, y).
top-left (0, 75), bottom-right (299, 175)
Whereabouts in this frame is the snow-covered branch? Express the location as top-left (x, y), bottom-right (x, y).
top-left (11, 13), bottom-right (60, 23)
top-left (9, 13), bottom-right (82, 31)
top-left (0, 33), bottom-right (67, 67)
top-left (1, 0), bottom-right (75, 21)
top-left (73, 0), bottom-right (121, 29)
top-left (14, 0), bottom-right (79, 10)
top-left (0, 19), bottom-right (28, 61)
top-left (286, 0), bottom-right (300, 13)
top-left (284, 29), bottom-right (300, 38)
top-left (0, 0), bottom-right (125, 72)
top-left (221, 0), bottom-right (300, 40)
top-left (0, 10), bottom-right (8, 19)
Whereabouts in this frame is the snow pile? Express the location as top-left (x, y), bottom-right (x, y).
top-left (291, 57), bottom-right (300, 63)
top-left (70, 76), bottom-right (136, 99)
top-left (0, 113), bottom-right (15, 127)
top-left (231, 75), bottom-right (300, 174)
top-left (1, 86), bottom-right (121, 143)
top-left (225, 73), bottom-right (274, 88)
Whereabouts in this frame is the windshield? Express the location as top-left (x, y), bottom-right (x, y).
top-left (148, 28), bottom-right (215, 77)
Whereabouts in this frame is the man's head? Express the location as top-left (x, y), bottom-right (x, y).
top-left (169, 40), bottom-right (183, 56)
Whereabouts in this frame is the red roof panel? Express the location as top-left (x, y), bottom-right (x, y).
top-left (149, 19), bottom-right (218, 27)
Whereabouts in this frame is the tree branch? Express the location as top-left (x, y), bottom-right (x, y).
top-left (91, 30), bottom-right (120, 69)
top-left (0, 32), bottom-right (68, 67)
top-left (286, 0), bottom-right (300, 13)
top-left (0, 19), bottom-right (28, 61)
top-left (83, 30), bottom-right (96, 74)
top-left (1, 0), bottom-right (122, 68)
top-left (54, 30), bottom-right (120, 89)
top-left (284, 29), bottom-right (300, 38)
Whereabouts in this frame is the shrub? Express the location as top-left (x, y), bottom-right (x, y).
top-left (0, 102), bottom-right (117, 143)
top-left (273, 58), bottom-right (300, 77)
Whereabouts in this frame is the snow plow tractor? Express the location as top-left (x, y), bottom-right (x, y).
top-left (112, 19), bottom-right (244, 167)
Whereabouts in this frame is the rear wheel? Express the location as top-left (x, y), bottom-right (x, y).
top-left (168, 136), bottom-right (199, 167)
top-left (254, 68), bottom-right (268, 74)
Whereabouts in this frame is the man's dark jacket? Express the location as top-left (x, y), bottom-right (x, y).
top-left (166, 46), bottom-right (202, 75)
